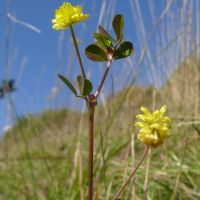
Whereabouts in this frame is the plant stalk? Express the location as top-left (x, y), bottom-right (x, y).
top-left (88, 104), bottom-right (95, 200)
top-left (69, 25), bottom-right (86, 79)
top-left (113, 147), bottom-right (150, 200)
top-left (95, 59), bottom-right (113, 98)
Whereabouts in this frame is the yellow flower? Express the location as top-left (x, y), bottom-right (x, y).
top-left (134, 105), bottom-right (172, 148)
top-left (52, 2), bottom-right (90, 30)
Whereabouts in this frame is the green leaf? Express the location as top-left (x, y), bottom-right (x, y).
top-left (76, 75), bottom-right (93, 96)
top-left (58, 74), bottom-right (77, 96)
top-left (83, 79), bottom-right (93, 96)
top-left (93, 33), bottom-right (112, 49)
top-left (85, 44), bottom-right (108, 62)
top-left (112, 14), bottom-right (124, 43)
top-left (76, 75), bottom-right (84, 95)
top-left (114, 41), bottom-right (134, 60)
top-left (98, 25), bottom-right (115, 42)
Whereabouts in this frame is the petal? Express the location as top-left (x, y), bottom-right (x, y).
top-left (138, 131), bottom-right (157, 146)
top-left (150, 123), bottom-right (161, 129)
top-left (135, 122), bottom-right (149, 128)
top-left (139, 127), bottom-right (152, 135)
top-left (136, 114), bottom-right (146, 121)
top-left (160, 105), bottom-right (167, 114)
top-left (159, 127), bottom-right (169, 137)
top-left (136, 114), bottom-right (154, 122)
top-left (140, 106), bottom-right (151, 115)
top-left (152, 110), bottom-right (160, 117)
top-left (161, 116), bottom-right (172, 123)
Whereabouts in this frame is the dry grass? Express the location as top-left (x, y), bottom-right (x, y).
top-left (1, 0), bottom-right (200, 199)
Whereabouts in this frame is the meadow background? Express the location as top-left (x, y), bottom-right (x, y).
top-left (0, 0), bottom-right (200, 199)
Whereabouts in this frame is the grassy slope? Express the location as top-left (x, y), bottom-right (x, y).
top-left (0, 77), bottom-right (200, 199)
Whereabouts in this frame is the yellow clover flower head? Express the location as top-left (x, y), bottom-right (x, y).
top-left (135, 105), bottom-right (172, 148)
top-left (52, 2), bottom-right (90, 30)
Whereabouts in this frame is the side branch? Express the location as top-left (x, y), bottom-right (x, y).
top-left (95, 59), bottom-right (113, 98)
top-left (113, 147), bottom-right (150, 200)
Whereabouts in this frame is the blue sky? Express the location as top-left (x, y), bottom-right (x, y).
top-left (0, 0), bottom-right (198, 134)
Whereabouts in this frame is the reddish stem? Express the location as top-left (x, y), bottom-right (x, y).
top-left (88, 104), bottom-right (95, 200)
top-left (95, 59), bottom-right (113, 98)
